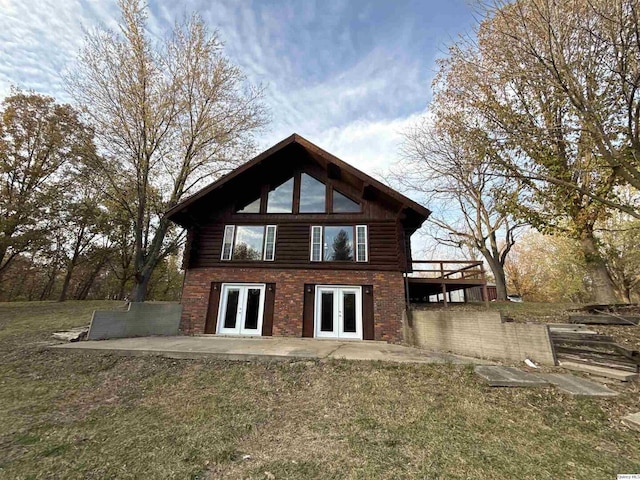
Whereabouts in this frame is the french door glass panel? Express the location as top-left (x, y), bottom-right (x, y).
top-left (244, 288), bottom-right (261, 330)
top-left (218, 284), bottom-right (265, 335)
top-left (320, 291), bottom-right (334, 332)
top-left (315, 286), bottom-right (362, 339)
top-left (223, 288), bottom-right (240, 329)
top-left (343, 292), bottom-right (357, 333)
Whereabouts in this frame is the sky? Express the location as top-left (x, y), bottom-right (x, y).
top-left (0, 0), bottom-right (478, 179)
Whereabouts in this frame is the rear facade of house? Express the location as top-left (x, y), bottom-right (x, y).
top-left (167, 134), bottom-right (430, 343)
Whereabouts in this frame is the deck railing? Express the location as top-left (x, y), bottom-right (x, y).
top-left (408, 260), bottom-right (486, 281)
top-left (406, 260), bottom-right (489, 306)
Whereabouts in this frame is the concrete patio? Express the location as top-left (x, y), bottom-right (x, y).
top-left (51, 335), bottom-right (491, 364)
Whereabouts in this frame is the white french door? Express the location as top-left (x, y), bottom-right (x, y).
top-left (314, 286), bottom-right (362, 339)
top-left (217, 284), bottom-right (265, 336)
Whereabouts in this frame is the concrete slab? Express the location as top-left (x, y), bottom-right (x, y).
top-left (621, 412), bottom-right (640, 431)
top-left (474, 366), bottom-right (549, 387)
top-left (541, 373), bottom-right (619, 397)
top-left (51, 336), bottom-right (491, 365)
top-left (329, 342), bottom-right (484, 364)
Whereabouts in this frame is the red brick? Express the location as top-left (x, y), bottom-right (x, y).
top-left (180, 267), bottom-right (405, 343)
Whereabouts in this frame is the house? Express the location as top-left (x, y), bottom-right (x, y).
top-left (166, 134), bottom-right (431, 343)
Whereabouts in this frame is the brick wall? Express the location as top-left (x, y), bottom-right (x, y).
top-left (405, 310), bottom-right (556, 365)
top-left (181, 267), bottom-right (406, 342)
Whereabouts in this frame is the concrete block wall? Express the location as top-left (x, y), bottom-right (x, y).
top-left (405, 310), bottom-right (556, 365)
top-left (88, 302), bottom-right (182, 340)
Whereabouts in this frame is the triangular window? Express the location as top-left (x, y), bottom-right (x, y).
top-left (237, 197), bottom-right (260, 213)
top-left (267, 178), bottom-right (294, 213)
top-left (333, 190), bottom-right (360, 212)
top-left (299, 173), bottom-right (326, 213)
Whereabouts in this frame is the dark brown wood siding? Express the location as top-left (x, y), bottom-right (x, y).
top-left (189, 221), bottom-right (404, 271)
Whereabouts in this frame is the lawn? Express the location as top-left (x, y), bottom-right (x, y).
top-left (0, 301), bottom-right (639, 479)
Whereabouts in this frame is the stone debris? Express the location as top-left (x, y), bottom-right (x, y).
top-left (52, 326), bottom-right (89, 342)
top-left (621, 412), bottom-right (640, 431)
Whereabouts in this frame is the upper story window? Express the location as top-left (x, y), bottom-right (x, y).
top-left (299, 173), bottom-right (326, 213)
top-left (332, 190), bottom-right (360, 212)
top-left (235, 172), bottom-right (361, 214)
top-left (221, 225), bottom-right (277, 261)
top-left (310, 225), bottom-right (368, 262)
top-left (267, 178), bottom-right (294, 213)
top-left (237, 197), bottom-right (260, 213)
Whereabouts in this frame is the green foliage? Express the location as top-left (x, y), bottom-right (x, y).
top-left (0, 90), bottom-right (96, 278)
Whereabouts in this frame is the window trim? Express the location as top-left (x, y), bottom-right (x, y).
top-left (222, 225), bottom-right (278, 262)
top-left (310, 226), bottom-right (323, 262)
top-left (221, 225), bottom-right (235, 261)
top-left (355, 225), bottom-right (368, 263)
top-left (310, 224), bottom-right (368, 263)
top-left (263, 225), bottom-right (277, 261)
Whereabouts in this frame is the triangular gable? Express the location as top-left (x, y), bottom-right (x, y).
top-left (166, 133), bottom-right (431, 231)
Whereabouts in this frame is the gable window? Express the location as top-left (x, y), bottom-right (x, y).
top-left (221, 225), bottom-right (277, 261)
top-left (237, 197), bottom-right (260, 213)
top-left (310, 225), bottom-right (368, 262)
top-left (234, 172), bottom-right (362, 215)
top-left (299, 173), bottom-right (326, 213)
top-left (333, 190), bottom-right (360, 212)
top-left (267, 178), bottom-right (294, 213)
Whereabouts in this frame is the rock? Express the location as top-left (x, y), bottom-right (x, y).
top-left (52, 326), bottom-right (89, 342)
top-left (621, 412), bottom-right (640, 431)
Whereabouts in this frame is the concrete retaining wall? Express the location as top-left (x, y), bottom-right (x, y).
top-left (87, 302), bottom-right (182, 340)
top-left (404, 310), bottom-right (555, 365)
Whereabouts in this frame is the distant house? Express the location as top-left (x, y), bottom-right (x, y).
top-left (166, 134), bottom-right (431, 342)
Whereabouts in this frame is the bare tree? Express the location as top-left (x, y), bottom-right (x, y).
top-left (66, 0), bottom-right (267, 301)
top-left (394, 115), bottom-right (523, 301)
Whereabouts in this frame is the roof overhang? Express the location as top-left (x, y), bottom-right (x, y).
top-left (166, 133), bottom-right (431, 231)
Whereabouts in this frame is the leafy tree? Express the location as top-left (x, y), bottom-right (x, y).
top-left (66, 0), bottom-right (267, 301)
top-left (57, 182), bottom-right (108, 301)
top-left (430, 0), bottom-right (636, 302)
top-left (504, 231), bottom-right (588, 302)
top-left (0, 90), bottom-right (96, 283)
top-left (232, 243), bottom-right (261, 261)
top-left (597, 192), bottom-right (640, 302)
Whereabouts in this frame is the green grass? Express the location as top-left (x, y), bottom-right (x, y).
top-left (0, 301), bottom-right (639, 479)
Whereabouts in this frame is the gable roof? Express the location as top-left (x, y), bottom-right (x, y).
top-left (166, 133), bottom-right (431, 231)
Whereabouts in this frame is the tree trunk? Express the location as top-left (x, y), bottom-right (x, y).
top-left (58, 266), bottom-right (74, 302)
top-left (131, 270), bottom-right (152, 302)
top-left (482, 253), bottom-right (508, 301)
top-left (75, 257), bottom-right (107, 300)
top-left (117, 275), bottom-right (128, 300)
top-left (579, 232), bottom-right (618, 304)
top-left (39, 265), bottom-right (59, 300)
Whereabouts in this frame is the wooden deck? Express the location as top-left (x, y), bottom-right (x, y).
top-left (406, 260), bottom-right (488, 305)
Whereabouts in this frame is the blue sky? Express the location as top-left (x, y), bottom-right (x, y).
top-left (0, 0), bottom-right (477, 177)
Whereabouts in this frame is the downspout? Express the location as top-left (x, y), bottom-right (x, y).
top-left (402, 228), bottom-right (413, 329)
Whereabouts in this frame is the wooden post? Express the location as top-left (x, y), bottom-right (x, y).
top-left (442, 283), bottom-right (448, 307)
top-left (480, 262), bottom-right (489, 307)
